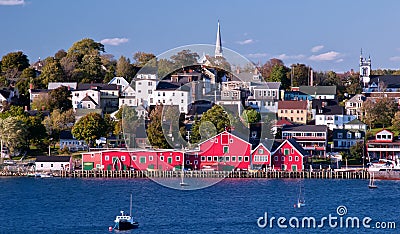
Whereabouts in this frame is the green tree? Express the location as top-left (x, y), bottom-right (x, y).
top-left (0, 116), bottom-right (28, 156)
top-left (157, 58), bottom-right (174, 79)
top-left (362, 98), bottom-right (397, 128)
top-left (116, 56), bottom-right (135, 81)
top-left (170, 49), bottom-right (199, 68)
top-left (133, 52), bottom-right (156, 67)
top-left (48, 86), bottom-right (72, 111)
top-left (80, 54), bottom-right (104, 83)
top-left (146, 105), bottom-right (170, 149)
top-left (392, 111), bottom-right (400, 132)
top-left (27, 115), bottom-right (48, 149)
top-left (1, 51), bottom-right (30, 79)
top-left (54, 49), bottom-right (67, 60)
top-left (241, 108), bottom-right (261, 126)
top-left (349, 141), bottom-right (364, 161)
top-left (269, 65), bottom-right (290, 89)
top-left (72, 113), bottom-right (108, 147)
top-left (290, 63), bottom-right (311, 87)
top-left (190, 105), bottom-right (230, 143)
top-left (67, 38), bottom-right (105, 63)
top-left (114, 105), bottom-right (138, 135)
top-left (38, 57), bottom-right (65, 87)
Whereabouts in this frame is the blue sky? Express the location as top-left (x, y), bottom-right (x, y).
top-left (1, 0), bottom-right (400, 72)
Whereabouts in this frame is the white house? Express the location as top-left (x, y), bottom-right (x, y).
top-left (315, 113), bottom-right (357, 131)
top-left (59, 130), bottom-right (87, 152)
top-left (135, 68), bottom-right (158, 107)
top-left (248, 82), bottom-right (280, 113)
top-left (108, 77), bottom-right (130, 92)
top-left (119, 85), bottom-right (137, 108)
top-left (149, 89), bottom-right (190, 113)
top-left (345, 94), bottom-right (365, 119)
top-left (35, 156), bottom-right (72, 172)
top-left (72, 89), bottom-right (101, 111)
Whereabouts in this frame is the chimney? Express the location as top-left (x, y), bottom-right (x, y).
top-left (29, 83), bottom-right (33, 90)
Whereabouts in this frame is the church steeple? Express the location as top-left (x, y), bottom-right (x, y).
top-left (359, 48), bottom-right (371, 88)
top-left (215, 20), bottom-right (223, 58)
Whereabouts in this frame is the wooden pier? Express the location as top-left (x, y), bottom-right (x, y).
top-left (55, 169), bottom-right (370, 180)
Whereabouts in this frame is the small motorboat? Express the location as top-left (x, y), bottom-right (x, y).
top-left (112, 194), bottom-right (139, 231)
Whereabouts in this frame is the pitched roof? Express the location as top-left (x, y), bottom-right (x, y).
top-left (48, 82), bottom-right (77, 90)
top-left (278, 100), bottom-right (307, 109)
top-left (251, 82), bottom-right (281, 90)
top-left (346, 118), bottom-right (366, 125)
top-left (60, 130), bottom-right (76, 140)
top-left (287, 138), bottom-right (309, 156)
top-left (35, 156), bottom-right (71, 162)
top-left (81, 95), bottom-right (98, 106)
top-left (77, 83), bottom-right (118, 91)
top-left (299, 86), bottom-right (336, 95)
top-left (369, 75), bottom-right (400, 88)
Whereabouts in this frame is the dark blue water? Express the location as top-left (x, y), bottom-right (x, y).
top-left (1, 177), bottom-right (399, 233)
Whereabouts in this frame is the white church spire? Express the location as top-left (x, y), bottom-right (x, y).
top-left (215, 20), bottom-right (223, 58)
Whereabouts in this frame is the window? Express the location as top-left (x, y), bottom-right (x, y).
top-left (149, 156), bottom-right (153, 161)
top-left (230, 139), bottom-right (233, 143)
top-left (207, 156), bottom-right (212, 161)
top-left (51, 164), bottom-right (53, 167)
top-left (88, 104), bottom-right (91, 108)
top-left (176, 156), bottom-right (180, 162)
top-left (295, 156), bottom-right (299, 161)
top-left (284, 149), bottom-right (289, 155)
top-left (223, 146), bottom-right (229, 153)
top-left (274, 156), bottom-right (278, 161)
top-left (238, 156), bottom-right (243, 162)
top-left (167, 157), bottom-right (172, 164)
top-left (121, 156), bottom-right (125, 161)
top-left (281, 156), bottom-right (285, 161)
top-left (289, 156), bottom-right (292, 161)
top-left (213, 156), bottom-right (218, 161)
top-left (215, 138), bottom-right (218, 143)
top-left (40, 164), bottom-right (43, 167)
top-left (105, 156), bottom-right (109, 161)
top-left (244, 156), bottom-right (249, 162)
top-left (160, 156), bottom-right (164, 161)
top-left (140, 156), bottom-right (146, 164)
top-left (148, 90), bottom-right (152, 94)
top-left (231, 156), bottom-right (236, 162)
top-left (225, 156), bottom-right (230, 162)
top-left (201, 156), bottom-right (206, 161)
top-left (194, 160), bottom-right (198, 165)
top-left (132, 156), bottom-right (137, 161)
top-left (258, 148), bottom-right (264, 154)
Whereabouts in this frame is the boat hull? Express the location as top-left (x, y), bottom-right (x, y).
top-left (115, 221), bottom-right (139, 230)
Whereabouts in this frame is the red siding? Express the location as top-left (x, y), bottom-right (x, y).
top-left (272, 141), bottom-right (303, 171)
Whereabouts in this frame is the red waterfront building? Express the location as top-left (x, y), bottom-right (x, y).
top-left (195, 131), bottom-right (252, 171)
top-left (272, 139), bottom-right (308, 171)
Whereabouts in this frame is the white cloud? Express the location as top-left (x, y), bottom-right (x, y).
top-left (237, 39), bottom-right (254, 45)
top-left (311, 45), bottom-right (324, 53)
top-left (0, 0), bottom-right (25, 5)
top-left (309, 51), bottom-right (341, 61)
top-left (335, 58), bottom-right (344, 63)
top-left (100, 37), bottom-right (129, 46)
top-left (247, 53), bottom-right (268, 58)
top-left (276, 53), bottom-right (305, 60)
top-left (389, 56), bottom-right (400, 62)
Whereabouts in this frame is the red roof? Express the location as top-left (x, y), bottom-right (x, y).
top-left (275, 119), bottom-right (293, 127)
top-left (278, 100), bottom-right (307, 110)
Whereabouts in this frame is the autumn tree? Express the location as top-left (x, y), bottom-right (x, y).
top-left (0, 116), bottom-right (28, 156)
top-left (27, 115), bottom-right (48, 149)
top-left (133, 52), bottom-right (156, 67)
top-left (391, 111), bottom-right (400, 132)
top-left (72, 113), bottom-right (109, 147)
top-left (43, 109), bottom-right (75, 141)
top-left (260, 58), bottom-right (285, 80)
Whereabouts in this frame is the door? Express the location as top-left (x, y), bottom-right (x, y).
top-left (281, 164), bottom-right (287, 171)
top-left (291, 165), bottom-right (297, 171)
